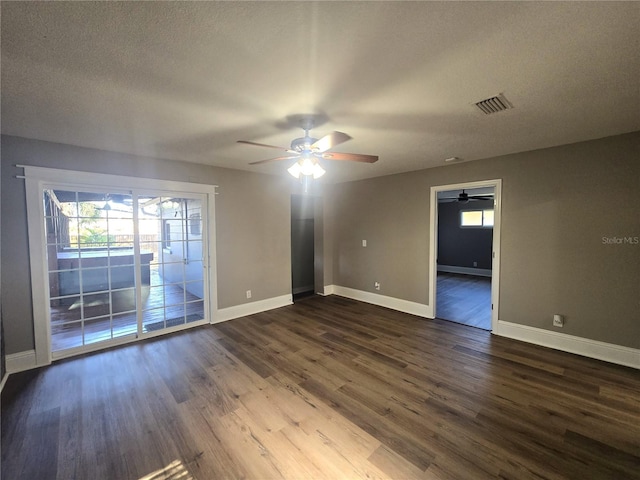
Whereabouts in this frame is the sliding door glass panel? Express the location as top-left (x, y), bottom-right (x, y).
top-left (45, 188), bottom-right (208, 355)
top-left (139, 196), bottom-right (206, 333)
top-left (45, 189), bottom-right (137, 352)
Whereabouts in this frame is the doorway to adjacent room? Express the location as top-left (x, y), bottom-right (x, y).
top-left (429, 180), bottom-right (502, 331)
top-left (290, 194), bottom-right (315, 301)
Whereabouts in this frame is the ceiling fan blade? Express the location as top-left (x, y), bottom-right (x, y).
top-left (237, 140), bottom-right (295, 153)
top-left (321, 151), bottom-right (378, 163)
top-left (249, 155), bottom-right (300, 165)
top-left (311, 131), bottom-right (352, 153)
top-left (469, 196), bottom-right (492, 201)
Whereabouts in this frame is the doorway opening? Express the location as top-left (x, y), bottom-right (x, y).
top-left (429, 180), bottom-right (501, 332)
top-left (290, 194), bottom-right (315, 301)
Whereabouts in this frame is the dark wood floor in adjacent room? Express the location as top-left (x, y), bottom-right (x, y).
top-left (2, 295), bottom-right (639, 479)
top-left (436, 272), bottom-right (492, 330)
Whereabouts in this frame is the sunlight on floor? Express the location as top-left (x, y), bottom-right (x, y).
top-left (138, 459), bottom-right (193, 480)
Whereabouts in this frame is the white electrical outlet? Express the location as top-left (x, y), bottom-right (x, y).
top-left (553, 314), bottom-right (564, 327)
top-left (246, 290), bottom-right (252, 299)
top-left (362, 240), bottom-right (367, 247)
top-left (374, 281), bottom-right (380, 290)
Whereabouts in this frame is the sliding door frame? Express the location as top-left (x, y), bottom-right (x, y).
top-left (22, 165), bottom-right (218, 367)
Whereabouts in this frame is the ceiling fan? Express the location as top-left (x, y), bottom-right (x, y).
top-left (237, 118), bottom-right (378, 179)
top-left (440, 190), bottom-right (493, 203)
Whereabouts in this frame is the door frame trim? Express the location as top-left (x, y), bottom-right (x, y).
top-left (428, 179), bottom-right (502, 332)
top-left (22, 165), bottom-right (218, 367)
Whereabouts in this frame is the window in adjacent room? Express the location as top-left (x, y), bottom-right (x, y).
top-left (461, 209), bottom-right (494, 227)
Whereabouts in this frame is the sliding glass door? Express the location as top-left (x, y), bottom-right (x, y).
top-left (43, 187), bottom-right (209, 357)
top-left (46, 188), bottom-right (137, 352)
top-left (138, 196), bottom-right (206, 333)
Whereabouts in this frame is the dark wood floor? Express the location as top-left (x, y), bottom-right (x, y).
top-left (3, 295), bottom-right (639, 479)
top-left (436, 272), bottom-right (492, 330)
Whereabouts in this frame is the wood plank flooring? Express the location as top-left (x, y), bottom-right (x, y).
top-left (436, 272), bottom-right (492, 330)
top-left (2, 295), bottom-right (639, 479)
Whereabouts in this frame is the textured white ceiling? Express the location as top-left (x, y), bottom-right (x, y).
top-left (2, 2), bottom-right (639, 183)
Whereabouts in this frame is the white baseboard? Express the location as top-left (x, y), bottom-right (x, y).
top-left (0, 372), bottom-right (9, 392)
top-left (6, 349), bottom-right (37, 373)
top-left (317, 285), bottom-right (334, 296)
top-left (215, 294), bottom-right (293, 323)
top-left (495, 320), bottom-right (640, 369)
top-left (330, 285), bottom-right (432, 318)
top-left (438, 265), bottom-right (492, 277)
top-left (323, 288), bottom-right (637, 369)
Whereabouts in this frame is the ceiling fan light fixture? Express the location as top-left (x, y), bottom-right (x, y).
top-left (102, 193), bottom-right (112, 211)
top-left (287, 162), bottom-right (302, 178)
top-left (288, 157), bottom-right (325, 179)
top-left (300, 157), bottom-right (316, 176)
top-left (240, 121), bottom-right (375, 178)
top-left (312, 164), bottom-right (326, 179)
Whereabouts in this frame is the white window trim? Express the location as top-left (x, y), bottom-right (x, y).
top-left (21, 165), bottom-right (218, 367)
top-left (460, 208), bottom-right (494, 228)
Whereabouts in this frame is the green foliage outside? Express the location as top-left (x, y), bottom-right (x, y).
top-left (61, 201), bottom-right (116, 248)
top-left (79, 226), bottom-right (115, 247)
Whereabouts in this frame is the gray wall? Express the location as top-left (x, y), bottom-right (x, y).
top-left (1, 135), bottom-right (294, 354)
top-left (313, 194), bottom-right (334, 294)
top-left (2, 132), bottom-right (639, 356)
top-left (329, 132), bottom-right (640, 349)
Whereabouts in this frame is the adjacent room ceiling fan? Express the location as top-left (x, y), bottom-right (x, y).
top-left (440, 190), bottom-right (493, 203)
top-left (237, 117), bottom-right (378, 179)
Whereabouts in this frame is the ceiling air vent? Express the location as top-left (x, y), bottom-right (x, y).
top-left (474, 94), bottom-right (513, 115)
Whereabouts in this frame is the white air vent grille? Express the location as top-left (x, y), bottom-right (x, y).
top-left (474, 94), bottom-right (513, 115)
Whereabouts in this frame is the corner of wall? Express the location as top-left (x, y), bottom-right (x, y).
top-left (6, 349), bottom-right (37, 374)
